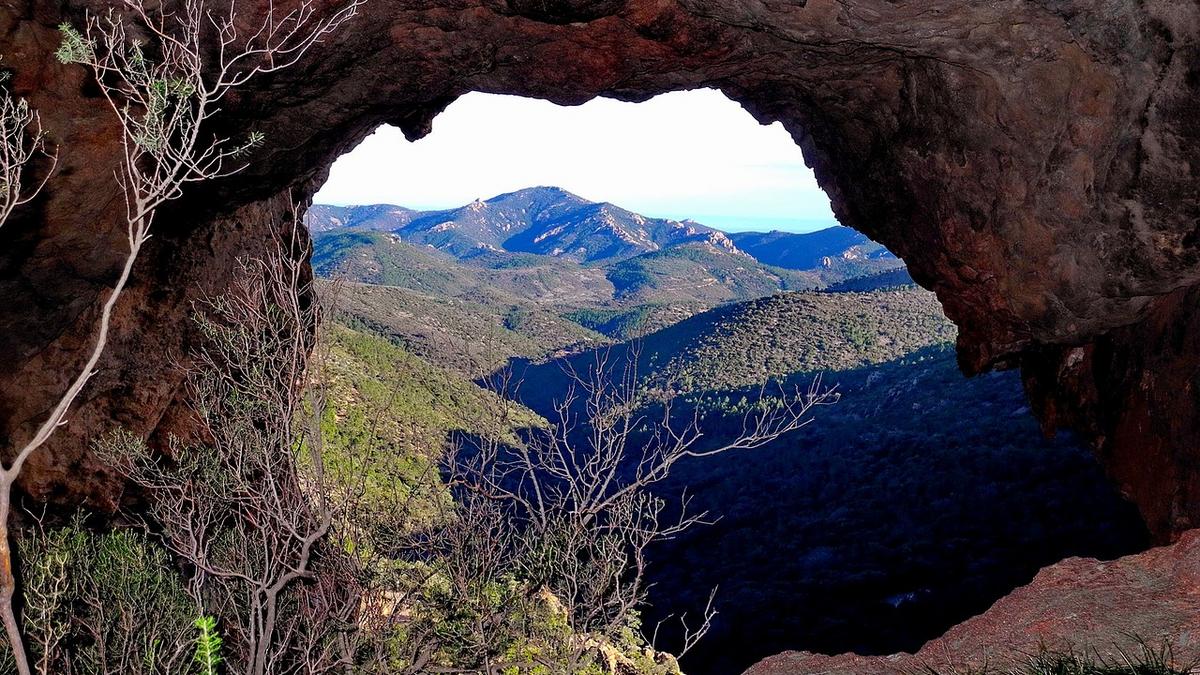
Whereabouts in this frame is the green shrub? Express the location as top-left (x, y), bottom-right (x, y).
top-left (6, 521), bottom-right (196, 674)
top-left (192, 616), bottom-right (224, 675)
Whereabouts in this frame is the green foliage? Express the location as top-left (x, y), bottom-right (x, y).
top-left (7, 522), bottom-right (195, 674)
top-left (231, 130), bottom-right (266, 158)
top-left (318, 322), bottom-right (537, 534)
top-left (54, 23), bottom-right (94, 64)
top-left (323, 321), bottom-right (541, 447)
top-left (192, 616), bottom-right (224, 675)
top-left (382, 575), bottom-right (676, 675)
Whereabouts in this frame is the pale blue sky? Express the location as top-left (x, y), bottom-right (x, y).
top-left (315, 89), bottom-right (838, 233)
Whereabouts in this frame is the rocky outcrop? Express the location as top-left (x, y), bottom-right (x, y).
top-left (1023, 285), bottom-right (1200, 541)
top-left (745, 529), bottom-right (1200, 674)
top-left (0, 2), bottom-right (1198, 530)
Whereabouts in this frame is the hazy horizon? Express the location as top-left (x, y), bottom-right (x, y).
top-left (314, 90), bottom-right (840, 234)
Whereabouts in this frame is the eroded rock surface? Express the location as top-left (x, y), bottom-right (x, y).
top-left (0, 2), bottom-right (1198, 528)
top-left (745, 529), bottom-right (1200, 675)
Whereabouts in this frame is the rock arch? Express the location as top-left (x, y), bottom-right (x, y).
top-left (0, 0), bottom-right (1197, 542)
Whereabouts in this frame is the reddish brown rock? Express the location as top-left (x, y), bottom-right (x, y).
top-left (1024, 284), bottom-right (1200, 540)
top-left (745, 529), bottom-right (1200, 675)
top-left (0, 1), bottom-right (1198, 537)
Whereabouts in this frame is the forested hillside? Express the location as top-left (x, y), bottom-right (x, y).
top-left (729, 226), bottom-right (903, 280)
top-left (512, 288), bottom-right (956, 411)
top-left (824, 267), bottom-right (915, 292)
top-left (604, 240), bottom-right (817, 303)
top-left (330, 281), bottom-right (607, 375)
top-left (642, 346), bottom-right (1148, 674)
top-left (561, 302), bottom-right (709, 340)
top-left (306, 201), bottom-right (1148, 675)
top-left (492, 290), bottom-right (1147, 675)
top-left (313, 230), bottom-right (616, 304)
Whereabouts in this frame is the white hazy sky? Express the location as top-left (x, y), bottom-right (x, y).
top-left (314, 89), bottom-right (838, 233)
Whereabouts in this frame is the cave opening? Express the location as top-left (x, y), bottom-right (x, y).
top-left (5, 0), bottom-right (1197, 671)
top-left (306, 88), bottom-right (1151, 674)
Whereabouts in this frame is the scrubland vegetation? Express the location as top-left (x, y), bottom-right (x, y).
top-left (6, 236), bottom-right (775, 673)
top-left (332, 281), bottom-right (607, 376)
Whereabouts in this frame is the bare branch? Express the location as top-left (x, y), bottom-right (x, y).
top-left (0, 3), bottom-right (362, 672)
top-left (443, 346), bottom-right (837, 671)
top-left (0, 77), bottom-right (56, 229)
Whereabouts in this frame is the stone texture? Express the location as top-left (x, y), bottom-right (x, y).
top-left (0, 1), bottom-right (1198, 530)
top-left (1023, 284), bottom-right (1200, 540)
top-left (745, 529), bottom-right (1200, 675)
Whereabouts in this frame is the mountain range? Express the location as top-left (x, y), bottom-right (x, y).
top-left (307, 187), bottom-right (904, 308)
top-left (306, 188), bottom-right (1146, 675)
top-left (309, 186), bottom-right (737, 264)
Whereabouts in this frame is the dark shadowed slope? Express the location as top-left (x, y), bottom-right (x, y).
top-left (647, 346), bottom-right (1149, 675)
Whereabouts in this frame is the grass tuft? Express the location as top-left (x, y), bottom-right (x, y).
top-left (916, 641), bottom-right (1196, 675)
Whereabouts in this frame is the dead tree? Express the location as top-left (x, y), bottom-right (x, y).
top-left (0, 67), bottom-right (56, 675)
top-left (443, 348), bottom-right (837, 672)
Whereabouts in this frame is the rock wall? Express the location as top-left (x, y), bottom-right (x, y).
top-left (0, 1), bottom-right (1197, 534)
top-left (1022, 284), bottom-right (1200, 540)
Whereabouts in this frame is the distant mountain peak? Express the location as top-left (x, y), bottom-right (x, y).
top-left (307, 187), bottom-right (899, 276)
top-left (488, 185), bottom-right (589, 203)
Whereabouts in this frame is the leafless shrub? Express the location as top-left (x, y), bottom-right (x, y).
top-left (0, 2), bottom-right (361, 671)
top-left (0, 74), bottom-right (55, 228)
top-left (420, 346), bottom-right (838, 673)
top-left (96, 218), bottom-right (364, 675)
